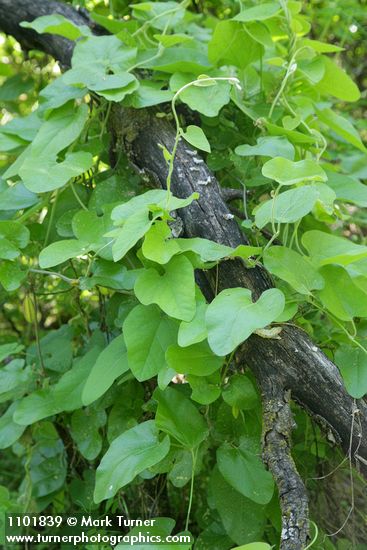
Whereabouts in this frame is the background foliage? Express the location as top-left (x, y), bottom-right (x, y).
top-left (0, 0), bottom-right (366, 548)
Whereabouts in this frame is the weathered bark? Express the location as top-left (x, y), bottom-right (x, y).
top-left (0, 0), bottom-right (104, 66)
top-left (1, 2), bottom-right (366, 548)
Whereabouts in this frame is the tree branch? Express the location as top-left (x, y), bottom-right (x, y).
top-left (1, 3), bottom-right (366, 548)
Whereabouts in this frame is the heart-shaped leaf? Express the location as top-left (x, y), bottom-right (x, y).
top-left (206, 288), bottom-right (285, 356)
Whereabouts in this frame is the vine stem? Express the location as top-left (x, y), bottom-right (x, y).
top-left (185, 449), bottom-right (197, 531)
top-left (29, 268), bottom-right (78, 285)
top-left (167, 76), bottom-right (241, 209)
top-left (268, 46), bottom-right (308, 119)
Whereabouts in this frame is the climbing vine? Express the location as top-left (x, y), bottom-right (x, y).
top-left (0, 0), bottom-right (366, 548)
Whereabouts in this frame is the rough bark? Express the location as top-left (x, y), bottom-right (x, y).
top-left (1, 2), bottom-right (366, 548)
top-left (0, 0), bottom-right (103, 66)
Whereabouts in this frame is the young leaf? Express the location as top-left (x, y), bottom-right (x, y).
top-left (206, 288), bottom-right (285, 356)
top-left (170, 72), bottom-right (231, 117)
top-left (181, 125), bottom-right (211, 153)
top-left (94, 420), bottom-right (170, 503)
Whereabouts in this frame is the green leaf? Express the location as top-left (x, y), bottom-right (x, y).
top-left (326, 171), bottom-right (367, 207)
top-left (255, 186), bottom-right (320, 228)
top-left (142, 222), bottom-right (260, 265)
top-left (0, 239), bottom-right (20, 260)
top-left (0, 342), bottom-right (24, 363)
top-left (154, 33), bottom-right (193, 47)
top-left (39, 239), bottom-right (90, 268)
top-left (232, 544), bottom-right (271, 550)
top-left (300, 38), bottom-right (344, 53)
top-left (335, 345), bottom-right (367, 399)
top-left (265, 121), bottom-right (316, 144)
top-left (302, 230), bottom-right (367, 267)
top-left (166, 341), bottom-right (223, 376)
top-left (210, 467), bottom-right (266, 545)
top-left (209, 21), bottom-right (262, 69)
top-left (26, 325), bottom-right (72, 373)
top-left (141, 47), bottom-right (211, 74)
top-left (72, 35), bottom-right (137, 72)
top-left (13, 347), bottom-right (101, 425)
top-left (123, 305), bottom-right (178, 381)
top-left (82, 334), bottom-right (129, 406)
top-left (315, 56), bottom-right (360, 102)
top-left (235, 136), bottom-right (295, 160)
top-left (206, 288), bottom-right (285, 356)
top-left (20, 14), bottom-right (91, 40)
top-left (217, 443), bottom-right (274, 504)
top-left (317, 265), bottom-right (367, 321)
top-left (262, 158), bottom-right (327, 186)
top-left (154, 386), bottom-right (208, 448)
top-left (112, 209), bottom-right (153, 261)
top-left (222, 374), bottom-right (258, 411)
top-left (263, 246), bottom-right (325, 295)
top-left (132, 1), bottom-right (185, 30)
top-left (187, 373), bottom-right (221, 405)
top-left (0, 402), bottom-right (26, 449)
top-left (316, 108), bottom-right (366, 153)
top-left (39, 73), bottom-right (87, 111)
top-left (0, 261), bottom-right (26, 291)
top-left (181, 125), bottom-right (211, 153)
top-left (178, 290), bottom-right (208, 347)
top-left (29, 422), bottom-right (66, 498)
top-left (19, 151), bottom-right (93, 193)
top-left (0, 181), bottom-right (38, 211)
top-left (123, 80), bottom-right (173, 108)
top-left (70, 408), bottom-right (107, 460)
top-left (0, 359), bottom-right (32, 404)
top-left (233, 2), bottom-right (280, 22)
top-left (170, 73), bottom-right (231, 117)
top-left (116, 517), bottom-right (192, 550)
top-left (0, 221), bottom-right (30, 249)
top-left (134, 256), bottom-right (196, 322)
top-left (94, 420), bottom-right (170, 503)
top-left (111, 190), bottom-right (196, 223)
